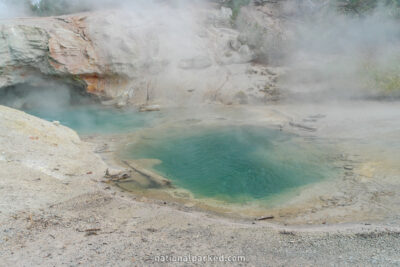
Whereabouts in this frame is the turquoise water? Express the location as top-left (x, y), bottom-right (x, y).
top-left (0, 84), bottom-right (156, 134)
top-left (127, 126), bottom-right (336, 203)
top-left (23, 106), bottom-right (155, 134)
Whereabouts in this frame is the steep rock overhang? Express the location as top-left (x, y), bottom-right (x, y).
top-left (0, 14), bottom-right (125, 98)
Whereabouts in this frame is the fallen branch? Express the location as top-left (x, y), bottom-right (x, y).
top-left (256, 216), bottom-right (275, 221)
top-left (122, 160), bottom-right (171, 187)
top-left (289, 122), bottom-right (317, 132)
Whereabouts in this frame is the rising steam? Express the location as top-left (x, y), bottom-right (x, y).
top-left (282, 2), bottom-right (400, 100)
top-left (235, 0), bottom-right (400, 101)
top-left (1, 0), bottom-right (400, 107)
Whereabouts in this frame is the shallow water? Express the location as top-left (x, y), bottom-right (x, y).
top-left (125, 126), bottom-right (337, 203)
top-left (23, 105), bottom-right (156, 134)
top-left (0, 84), bottom-right (157, 134)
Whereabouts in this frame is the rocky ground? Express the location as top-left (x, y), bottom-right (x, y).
top-left (1, 104), bottom-right (400, 266)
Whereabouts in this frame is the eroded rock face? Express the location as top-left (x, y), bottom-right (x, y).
top-left (0, 15), bottom-right (110, 94)
top-left (0, 3), bottom-right (281, 106)
top-left (235, 1), bottom-right (291, 65)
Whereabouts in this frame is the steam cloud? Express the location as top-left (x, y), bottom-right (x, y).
top-left (1, 0), bottom-right (399, 108)
top-left (241, 0), bottom-right (400, 101)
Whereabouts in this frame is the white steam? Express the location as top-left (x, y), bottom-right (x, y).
top-left (278, 1), bottom-right (400, 100)
top-left (1, 0), bottom-right (400, 105)
top-left (0, 0), bottom-right (29, 19)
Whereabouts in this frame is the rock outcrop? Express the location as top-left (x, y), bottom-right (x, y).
top-left (0, 2), bottom-right (281, 107)
top-left (0, 104), bottom-right (107, 215)
top-left (0, 105), bottom-right (107, 180)
top-left (236, 1), bottom-right (290, 65)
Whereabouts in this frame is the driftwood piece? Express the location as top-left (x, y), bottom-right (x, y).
top-left (122, 160), bottom-right (172, 187)
top-left (257, 216), bottom-right (275, 221)
top-left (289, 122), bottom-right (317, 132)
top-left (256, 216), bottom-right (275, 221)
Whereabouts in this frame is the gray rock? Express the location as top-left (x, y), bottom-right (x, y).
top-left (0, 3), bottom-right (282, 106)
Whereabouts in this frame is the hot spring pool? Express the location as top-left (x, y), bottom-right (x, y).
top-left (0, 83), bottom-right (157, 134)
top-left (123, 126), bottom-right (337, 203)
top-left (22, 106), bottom-right (157, 134)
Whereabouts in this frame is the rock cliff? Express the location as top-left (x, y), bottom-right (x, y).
top-left (0, 2), bottom-right (281, 107)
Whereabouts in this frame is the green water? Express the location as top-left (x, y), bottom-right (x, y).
top-left (127, 126), bottom-right (336, 203)
top-left (0, 83), bottom-right (156, 134)
top-left (23, 106), bottom-right (155, 134)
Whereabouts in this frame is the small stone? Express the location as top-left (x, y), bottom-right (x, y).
top-left (344, 165), bottom-right (354, 170)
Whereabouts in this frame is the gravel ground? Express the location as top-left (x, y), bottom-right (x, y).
top-left (1, 189), bottom-right (400, 266)
top-left (1, 104), bottom-right (400, 266)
